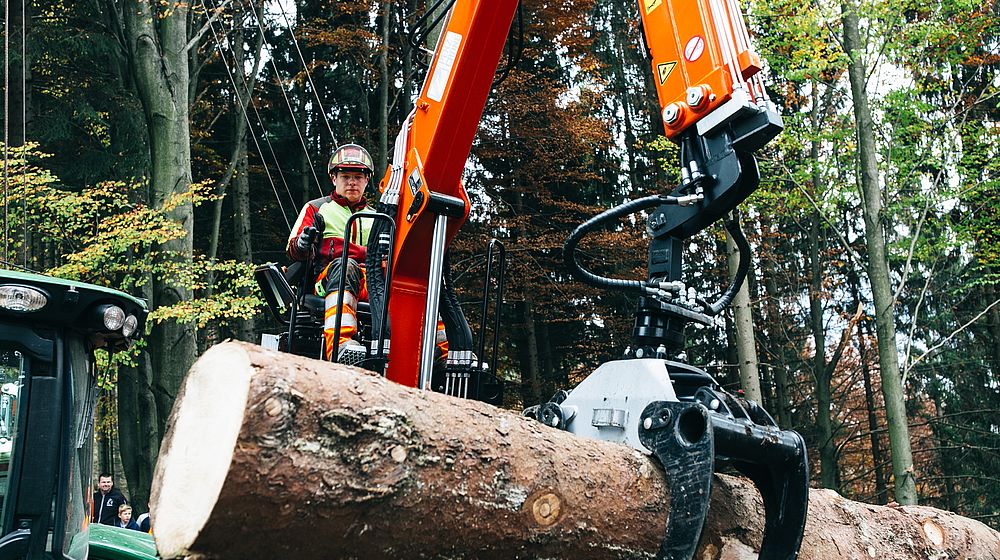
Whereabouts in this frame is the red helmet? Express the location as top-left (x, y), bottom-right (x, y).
top-left (328, 144), bottom-right (374, 176)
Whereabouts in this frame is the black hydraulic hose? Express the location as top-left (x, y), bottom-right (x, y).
top-left (440, 250), bottom-right (474, 352)
top-left (366, 203), bottom-right (396, 343)
top-left (698, 213), bottom-right (750, 316)
top-left (563, 195), bottom-right (675, 292)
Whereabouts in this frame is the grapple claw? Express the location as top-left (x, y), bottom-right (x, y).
top-left (639, 394), bottom-right (809, 560)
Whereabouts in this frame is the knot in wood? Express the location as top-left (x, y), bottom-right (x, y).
top-left (921, 519), bottom-right (945, 547)
top-left (263, 397), bottom-right (284, 417)
top-left (528, 491), bottom-right (562, 527)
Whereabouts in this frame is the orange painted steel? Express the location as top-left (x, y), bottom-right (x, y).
top-left (381, 0), bottom-right (764, 388)
top-left (638, 0), bottom-right (763, 137)
top-left (381, 0), bottom-right (520, 388)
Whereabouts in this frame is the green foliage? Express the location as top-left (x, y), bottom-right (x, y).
top-left (1, 144), bottom-right (263, 333)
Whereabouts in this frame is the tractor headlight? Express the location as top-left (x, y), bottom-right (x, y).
top-left (0, 285), bottom-right (48, 312)
top-left (122, 314), bottom-right (139, 338)
top-left (100, 305), bottom-right (126, 331)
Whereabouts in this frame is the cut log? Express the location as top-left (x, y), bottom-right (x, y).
top-left (150, 342), bottom-right (1000, 560)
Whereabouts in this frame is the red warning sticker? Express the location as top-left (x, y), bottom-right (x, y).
top-left (684, 35), bottom-right (705, 62)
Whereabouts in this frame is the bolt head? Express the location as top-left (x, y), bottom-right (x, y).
top-left (643, 417), bottom-right (653, 430)
top-left (662, 103), bottom-right (681, 124)
top-left (686, 87), bottom-right (705, 107)
top-left (549, 415), bottom-right (560, 427)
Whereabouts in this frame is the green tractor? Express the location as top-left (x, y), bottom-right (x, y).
top-left (0, 270), bottom-right (152, 559)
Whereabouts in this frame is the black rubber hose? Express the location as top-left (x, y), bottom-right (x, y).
top-left (366, 203), bottom-right (396, 339)
top-left (698, 214), bottom-right (750, 316)
top-left (439, 250), bottom-right (474, 353)
top-left (563, 195), bottom-right (674, 292)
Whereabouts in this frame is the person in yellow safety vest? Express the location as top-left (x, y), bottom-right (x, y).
top-left (286, 143), bottom-right (447, 365)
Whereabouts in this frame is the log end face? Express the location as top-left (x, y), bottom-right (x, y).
top-left (150, 342), bottom-right (255, 559)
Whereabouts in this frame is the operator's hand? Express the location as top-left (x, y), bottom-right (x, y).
top-left (296, 226), bottom-right (319, 253)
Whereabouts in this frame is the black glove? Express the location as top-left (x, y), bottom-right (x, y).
top-left (296, 226), bottom-right (319, 253)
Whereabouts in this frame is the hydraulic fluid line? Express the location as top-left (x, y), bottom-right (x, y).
top-left (707, 0), bottom-right (743, 91)
top-left (697, 212), bottom-right (750, 316)
top-left (203, 0), bottom-right (294, 228)
top-left (244, 0), bottom-right (325, 198)
top-left (273, 0), bottom-right (337, 146)
top-left (408, 0), bottom-right (458, 59)
top-left (564, 195), bottom-right (674, 293)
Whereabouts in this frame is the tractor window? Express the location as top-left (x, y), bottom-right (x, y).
top-left (59, 334), bottom-right (96, 560)
top-left (0, 348), bottom-right (25, 522)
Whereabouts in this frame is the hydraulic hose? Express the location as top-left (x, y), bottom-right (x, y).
top-left (439, 250), bottom-right (474, 353)
top-left (366, 202), bottom-right (396, 340)
top-left (698, 213), bottom-right (750, 316)
top-left (563, 195), bottom-right (676, 292)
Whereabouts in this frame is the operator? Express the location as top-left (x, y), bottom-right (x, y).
top-left (287, 143), bottom-right (375, 364)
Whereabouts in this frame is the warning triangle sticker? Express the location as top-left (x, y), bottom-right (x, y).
top-left (657, 61), bottom-right (677, 85)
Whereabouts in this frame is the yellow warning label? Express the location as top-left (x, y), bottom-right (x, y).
top-left (657, 61), bottom-right (677, 84)
top-left (644, 0), bottom-right (663, 13)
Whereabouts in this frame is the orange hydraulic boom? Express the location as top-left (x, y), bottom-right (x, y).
top-left (369, 0), bottom-right (780, 391)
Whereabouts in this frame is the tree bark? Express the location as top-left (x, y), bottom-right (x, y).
top-left (841, 0), bottom-right (917, 505)
top-left (725, 231), bottom-right (762, 403)
top-left (807, 211), bottom-right (837, 490)
top-left (8, 0), bottom-right (29, 148)
top-left (124, 0), bottom-right (198, 441)
top-left (151, 342), bottom-right (1000, 560)
top-left (377, 1), bottom-right (391, 174)
top-left (118, 351), bottom-right (160, 515)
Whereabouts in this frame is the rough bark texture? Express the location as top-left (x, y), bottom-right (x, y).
top-left (841, 0), bottom-right (917, 505)
top-left (124, 0), bottom-right (198, 441)
top-left (151, 342), bottom-right (1000, 560)
top-left (725, 231), bottom-right (762, 404)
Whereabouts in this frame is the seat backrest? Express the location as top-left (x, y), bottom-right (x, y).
top-left (254, 263), bottom-right (295, 324)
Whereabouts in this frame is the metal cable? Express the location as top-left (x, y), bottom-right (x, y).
top-left (20, 0), bottom-right (26, 267)
top-left (3, 0), bottom-right (10, 264)
top-left (245, 0), bottom-right (325, 198)
top-left (206, 0), bottom-right (297, 209)
top-left (203, 0), bottom-right (293, 228)
top-left (274, 0), bottom-right (337, 146)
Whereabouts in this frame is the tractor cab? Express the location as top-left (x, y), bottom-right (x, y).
top-left (0, 270), bottom-right (147, 560)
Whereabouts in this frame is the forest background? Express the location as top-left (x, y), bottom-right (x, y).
top-left (0, 0), bottom-right (997, 530)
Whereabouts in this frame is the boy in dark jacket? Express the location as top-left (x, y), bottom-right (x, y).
top-left (116, 504), bottom-right (140, 531)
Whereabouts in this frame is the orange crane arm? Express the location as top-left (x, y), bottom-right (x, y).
top-left (375, 0), bottom-right (776, 389)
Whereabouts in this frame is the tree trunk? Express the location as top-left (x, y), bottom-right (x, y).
top-left (151, 342), bottom-right (1000, 560)
top-left (520, 299), bottom-right (543, 406)
top-left (124, 0), bottom-right (198, 441)
top-left (807, 211), bottom-right (838, 490)
top-left (725, 231), bottom-right (762, 403)
top-left (842, 0), bottom-right (917, 505)
top-left (851, 270), bottom-right (888, 504)
top-left (8, 0), bottom-right (29, 148)
top-left (117, 350), bottom-right (160, 515)
top-left (377, 1), bottom-right (391, 174)
top-left (232, 136), bottom-right (255, 342)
